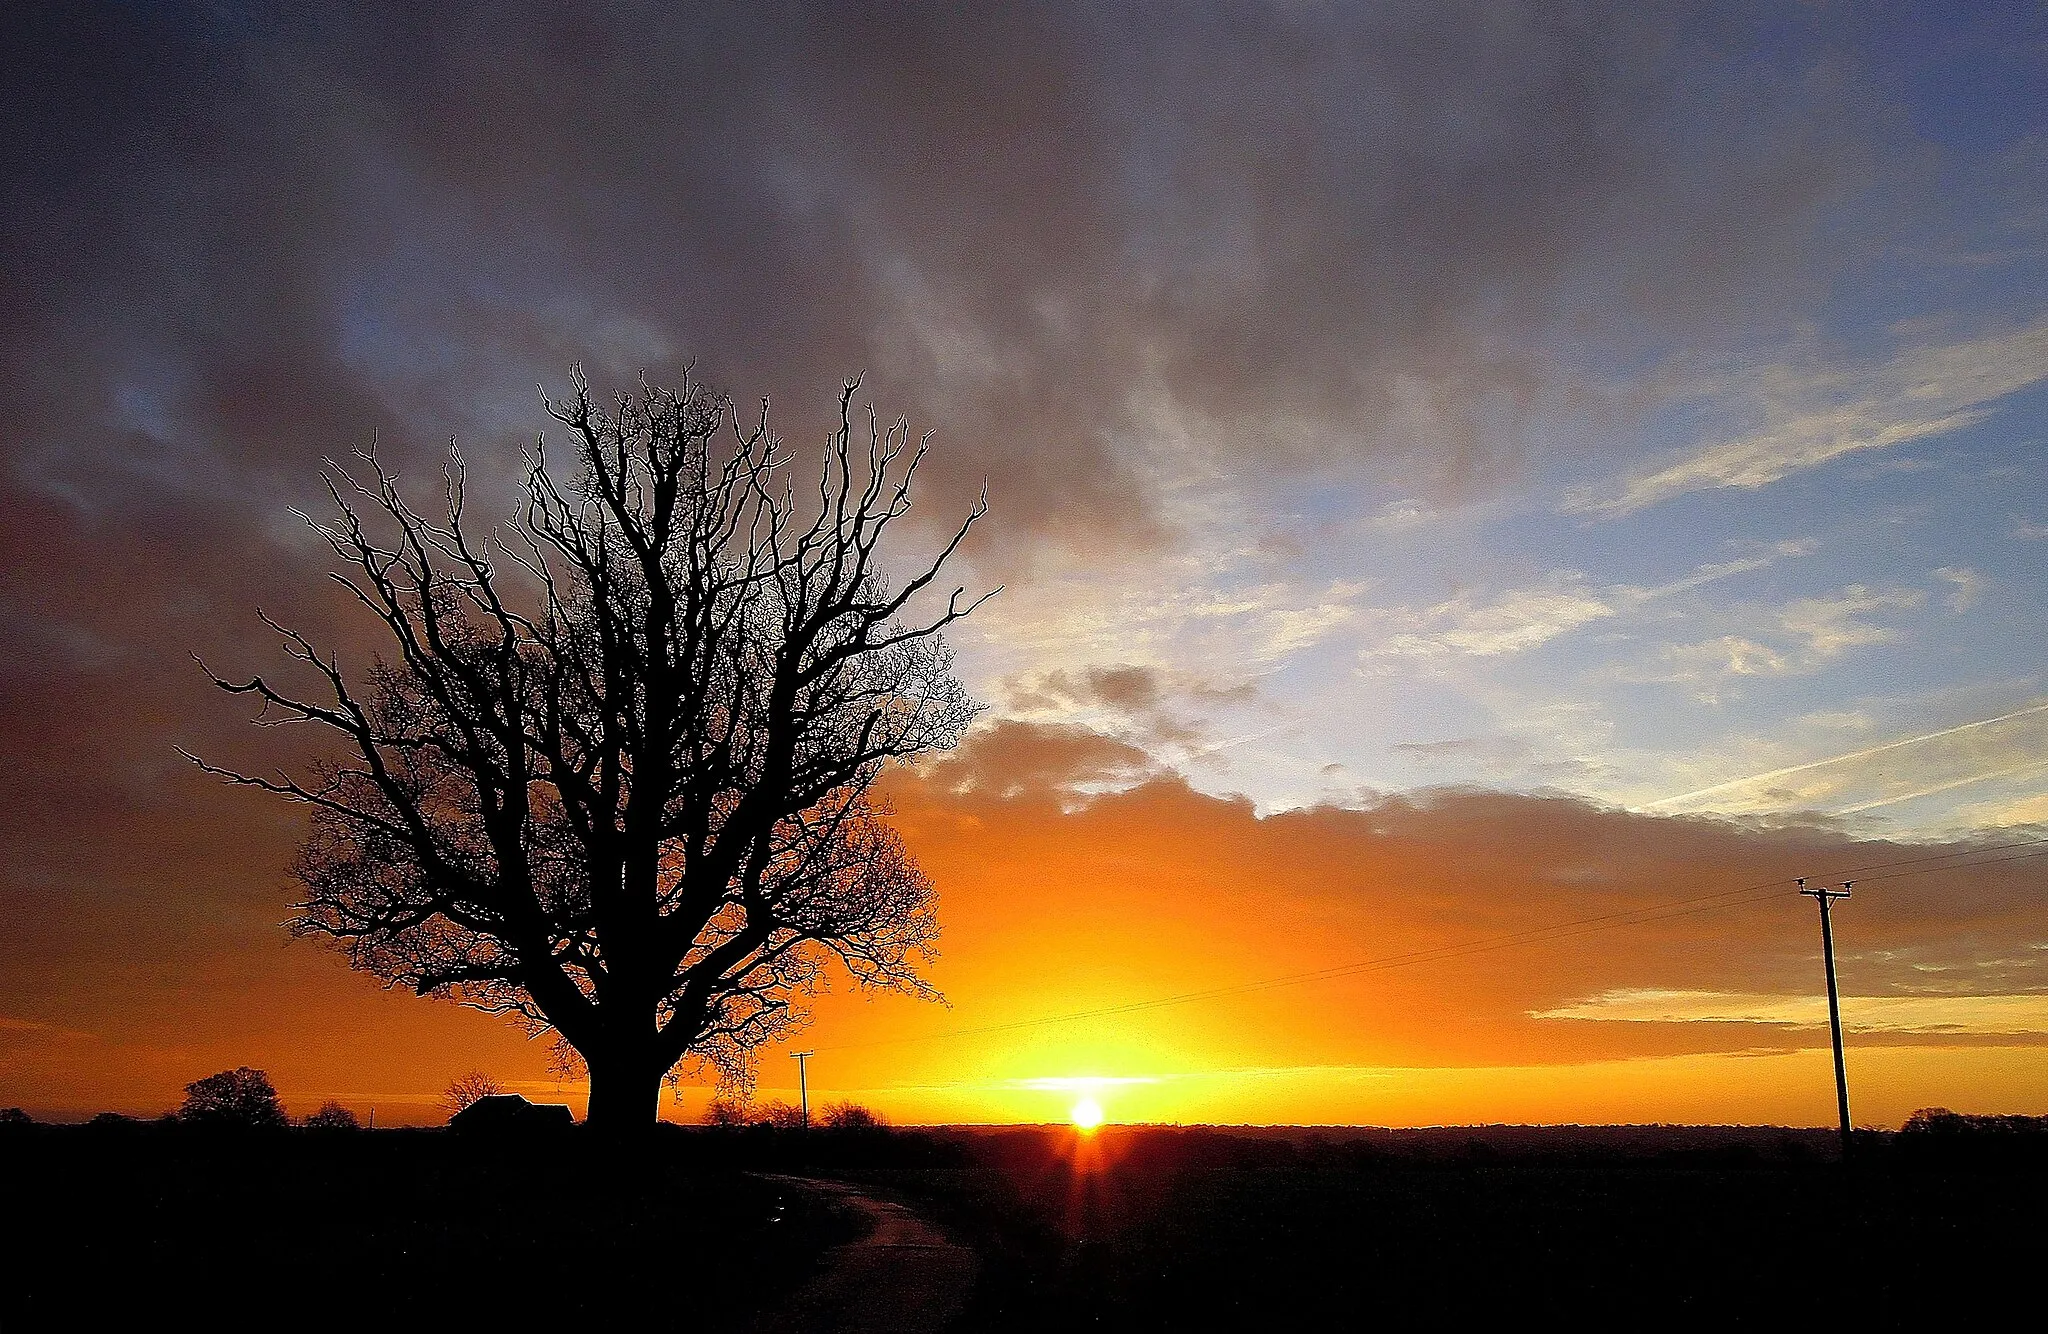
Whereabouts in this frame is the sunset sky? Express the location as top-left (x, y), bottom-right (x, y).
top-left (4, 2), bottom-right (2046, 1127)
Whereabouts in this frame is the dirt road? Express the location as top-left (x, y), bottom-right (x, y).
top-left (750, 1175), bottom-right (979, 1333)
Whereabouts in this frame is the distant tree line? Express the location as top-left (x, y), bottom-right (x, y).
top-left (704, 1095), bottom-right (884, 1131)
top-left (1901, 1107), bottom-right (2048, 1137)
top-left (0, 1065), bottom-right (894, 1132)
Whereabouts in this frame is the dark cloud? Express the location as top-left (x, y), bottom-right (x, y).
top-left (921, 719), bottom-right (1157, 799)
top-left (1071, 666), bottom-right (1165, 714)
top-left (1004, 664), bottom-right (1258, 752)
top-left (3, 2), bottom-right (1893, 532)
top-left (1013, 665), bottom-right (1168, 714)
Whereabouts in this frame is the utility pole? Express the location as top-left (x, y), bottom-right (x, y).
top-left (1798, 878), bottom-right (1854, 1158)
top-left (790, 1050), bottom-right (813, 1129)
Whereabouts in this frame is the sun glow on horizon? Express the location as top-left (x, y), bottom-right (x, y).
top-left (1071, 1096), bottom-right (1105, 1130)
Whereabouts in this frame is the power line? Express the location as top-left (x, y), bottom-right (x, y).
top-left (1804, 834), bottom-right (2048, 881)
top-left (811, 840), bottom-right (2048, 1056)
top-left (1835, 844), bottom-right (2048, 885)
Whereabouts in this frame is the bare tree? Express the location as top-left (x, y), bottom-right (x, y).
top-left (703, 1095), bottom-right (752, 1128)
top-left (821, 1100), bottom-right (885, 1130)
top-left (755, 1099), bottom-right (807, 1130)
top-left (303, 1101), bottom-right (362, 1131)
top-left (440, 1071), bottom-right (503, 1118)
top-left (191, 371), bottom-right (990, 1131)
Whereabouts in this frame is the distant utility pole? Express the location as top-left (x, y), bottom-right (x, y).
top-left (1798, 878), bottom-right (1855, 1158)
top-left (790, 1050), bottom-right (813, 1129)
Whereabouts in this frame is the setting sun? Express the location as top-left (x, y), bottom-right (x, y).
top-left (1071, 1097), bottom-right (1105, 1131)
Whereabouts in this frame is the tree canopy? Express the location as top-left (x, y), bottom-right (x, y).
top-left (193, 371), bottom-right (991, 1128)
top-left (177, 1067), bottom-right (288, 1128)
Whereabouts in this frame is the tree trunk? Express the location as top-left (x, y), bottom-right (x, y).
top-left (584, 1050), bottom-right (662, 1133)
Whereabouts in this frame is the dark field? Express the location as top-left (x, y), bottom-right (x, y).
top-left (0, 1122), bottom-right (856, 1329)
top-left (880, 1124), bottom-right (2048, 1329)
top-left (4, 1120), bottom-right (2043, 1330)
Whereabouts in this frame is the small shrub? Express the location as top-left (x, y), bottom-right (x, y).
top-left (822, 1100), bottom-right (885, 1130)
top-left (757, 1099), bottom-right (806, 1129)
top-left (704, 1096), bottom-right (752, 1127)
top-left (303, 1101), bottom-right (361, 1131)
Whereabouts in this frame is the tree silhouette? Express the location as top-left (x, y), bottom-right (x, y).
top-left (192, 371), bottom-right (990, 1131)
top-left (303, 1101), bottom-right (361, 1130)
top-left (704, 1095), bottom-right (751, 1127)
top-left (821, 1100), bottom-right (885, 1130)
top-left (178, 1067), bottom-right (288, 1128)
top-left (755, 1099), bottom-right (807, 1129)
top-left (440, 1071), bottom-right (503, 1118)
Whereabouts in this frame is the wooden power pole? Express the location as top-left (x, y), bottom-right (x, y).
top-left (1798, 878), bottom-right (1854, 1157)
top-left (790, 1050), bottom-right (813, 1129)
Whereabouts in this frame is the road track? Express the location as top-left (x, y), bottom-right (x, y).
top-left (749, 1175), bottom-right (978, 1333)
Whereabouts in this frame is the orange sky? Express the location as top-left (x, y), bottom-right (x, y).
top-left (8, 720), bottom-right (2044, 1128)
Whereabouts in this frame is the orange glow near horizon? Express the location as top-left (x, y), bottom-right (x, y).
top-left (7, 732), bottom-right (2048, 1129)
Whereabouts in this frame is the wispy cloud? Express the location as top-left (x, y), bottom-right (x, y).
top-left (1368, 499), bottom-right (1436, 532)
top-left (1934, 566), bottom-right (1988, 614)
top-left (1566, 318), bottom-right (2048, 515)
top-left (1002, 1075), bottom-right (1161, 1091)
top-left (979, 557), bottom-right (1368, 674)
top-left (1366, 574), bottom-right (1618, 661)
top-left (1360, 551), bottom-right (1797, 665)
top-left (1952, 790), bottom-right (2048, 829)
top-left (1622, 584), bottom-right (1924, 695)
top-left (0, 1016), bottom-right (95, 1042)
top-left (1536, 988), bottom-right (2048, 1035)
top-left (1777, 585), bottom-right (1924, 656)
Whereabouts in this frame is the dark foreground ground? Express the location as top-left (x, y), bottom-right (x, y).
top-left (0, 1121), bottom-right (858, 1329)
top-left (875, 1123), bottom-right (2048, 1328)
top-left (5, 1120), bottom-right (2044, 1330)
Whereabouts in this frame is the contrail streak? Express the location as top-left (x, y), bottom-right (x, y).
top-left (1835, 758), bottom-right (2048, 815)
top-left (1647, 700), bottom-right (2048, 809)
